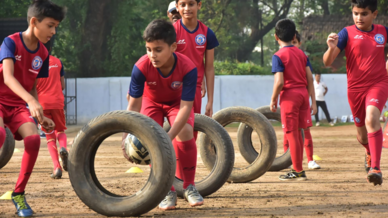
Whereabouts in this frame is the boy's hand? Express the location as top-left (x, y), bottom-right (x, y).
top-left (205, 103), bottom-right (213, 117)
top-left (311, 103), bottom-right (317, 116)
top-left (40, 117), bottom-right (55, 131)
top-left (28, 99), bottom-right (44, 123)
top-left (327, 33), bottom-right (339, 49)
top-left (270, 99), bottom-right (278, 112)
top-left (201, 84), bottom-right (206, 98)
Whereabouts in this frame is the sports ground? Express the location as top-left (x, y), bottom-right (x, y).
top-left (1, 123), bottom-right (388, 217)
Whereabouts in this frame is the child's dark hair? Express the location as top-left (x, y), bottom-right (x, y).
top-left (275, 19), bottom-right (296, 42)
top-left (295, 30), bottom-right (301, 43)
top-left (44, 39), bottom-right (53, 53)
top-left (143, 19), bottom-right (176, 45)
top-left (176, 0), bottom-right (201, 3)
top-left (27, 0), bottom-right (66, 24)
top-left (351, 0), bottom-right (377, 13)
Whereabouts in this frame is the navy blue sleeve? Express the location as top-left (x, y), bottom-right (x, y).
top-left (271, 55), bottom-right (284, 74)
top-left (37, 55), bottom-right (49, 78)
top-left (59, 60), bottom-right (65, 77)
top-left (129, 65), bottom-right (146, 98)
top-left (337, 28), bottom-right (348, 51)
top-left (306, 57), bottom-right (313, 72)
top-left (181, 68), bottom-right (197, 101)
top-left (0, 37), bottom-right (16, 63)
top-left (385, 26), bottom-right (388, 44)
top-left (206, 28), bottom-right (219, 50)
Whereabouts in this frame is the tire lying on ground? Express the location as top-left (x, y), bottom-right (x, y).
top-left (237, 106), bottom-right (304, 172)
top-left (0, 128), bottom-right (15, 169)
top-left (174, 114), bottom-right (234, 198)
top-left (68, 110), bottom-right (176, 217)
top-left (199, 107), bottom-right (277, 183)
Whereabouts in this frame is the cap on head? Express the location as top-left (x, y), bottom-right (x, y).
top-left (168, 1), bottom-right (177, 13)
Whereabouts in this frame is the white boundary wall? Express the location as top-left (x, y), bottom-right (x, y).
top-left (70, 74), bottom-right (351, 124)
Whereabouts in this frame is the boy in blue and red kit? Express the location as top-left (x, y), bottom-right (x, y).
top-left (270, 19), bottom-right (317, 181)
top-left (125, 19), bottom-right (203, 210)
top-left (323, 0), bottom-right (388, 185)
top-left (0, 0), bottom-right (65, 216)
top-left (37, 40), bottom-right (69, 179)
top-left (173, 0), bottom-right (219, 182)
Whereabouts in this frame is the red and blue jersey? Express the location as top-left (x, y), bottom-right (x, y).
top-left (129, 52), bottom-right (197, 103)
top-left (272, 45), bottom-right (311, 90)
top-left (337, 24), bottom-right (388, 92)
top-left (0, 32), bottom-right (49, 107)
top-left (174, 19), bottom-right (219, 86)
top-left (37, 55), bottom-right (65, 110)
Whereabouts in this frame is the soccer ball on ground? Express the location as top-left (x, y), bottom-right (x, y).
top-left (124, 133), bottom-right (151, 165)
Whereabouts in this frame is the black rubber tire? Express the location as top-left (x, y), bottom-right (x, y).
top-left (174, 114), bottom-right (234, 198)
top-left (68, 110), bottom-right (176, 217)
top-left (200, 107), bottom-right (277, 183)
top-left (0, 128), bottom-right (15, 169)
top-left (237, 106), bottom-right (304, 172)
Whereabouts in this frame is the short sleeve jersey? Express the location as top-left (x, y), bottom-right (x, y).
top-left (272, 46), bottom-right (310, 90)
top-left (129, 52), bottom-right (197, 104)
top-left (36, 55), bottom-right (65, 110)
top-left (0, 32), bottom-right (49, 107)
top-left (337, 24), bottom-right (388, 92)
top-left (174, 19), bottom-right (219, 86)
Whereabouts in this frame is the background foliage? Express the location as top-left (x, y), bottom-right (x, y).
top-left (1, 0), bottom-right (387, 77)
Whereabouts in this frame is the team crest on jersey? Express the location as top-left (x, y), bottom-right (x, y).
top-left (374, 34), bottom-right (385, 45)
top-left (195, 34), bottom-right (206, 46)
top-left (171, 81), bottom-right (182, 89)
top-left (32, 56), bottom-right (43, 70)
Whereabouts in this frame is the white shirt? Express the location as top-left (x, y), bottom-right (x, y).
top-left (314, 80), bottom-right (327, 101)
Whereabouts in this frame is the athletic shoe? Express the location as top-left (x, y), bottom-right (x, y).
top-left (59, 147), bottom-right (69, 171)
top-left (367, 167), bottom-right (383, 186)
top-left (329, 122), bottom-right (335, 126)
top-left (39, 131), bottom-right (46, 138)
top-left (365, 153), bottom-right (371, 173)
top-left (12, 193), bottom-right (34, 217)
top-left (279, 170), bottom-right (307, 181)
top-left (50, 168), bottom-right (62, 179)
top-left (316, 122), bottom-right (320, 127)
top-left (308, 160), bottom-right (321, 169)
top-left (184, 184), bottom-right (204, 207)
top-left (158, 191), bottom-right (177, 210)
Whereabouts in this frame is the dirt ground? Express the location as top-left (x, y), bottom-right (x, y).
top-left (1, 124), bottom-right (388, 218)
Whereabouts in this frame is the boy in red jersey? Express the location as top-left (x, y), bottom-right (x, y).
top-left (0, 0), bottom-right (65, 216)
top-left (125, 19), bottom-right (203, 210)
top-left (36, 40), bottom-right (68, 179)
top-left (323, 0), bottom-right (388, 186)
top-left (174, 0), bottom-right (219, 117)
top-left (270, 19), bottom-right (317, 181)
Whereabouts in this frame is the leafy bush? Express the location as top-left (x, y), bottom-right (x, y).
top-left (214, 61), bottom-right (272, 75)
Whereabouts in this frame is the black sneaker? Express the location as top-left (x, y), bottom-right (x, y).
top-left (50, 168), bottom-right (62, 179)
top-left (365, 153), bottom-right (371, 173)
top-left (367, 167), bottom-right (382, 186)
top-left (59, 147), bottom-right (69, 171)
top-left (279, 170), bottom-right (307, 181)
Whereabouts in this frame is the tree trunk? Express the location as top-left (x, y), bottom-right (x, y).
top-left (79, 0), bottom-right (115, 77)
top-left (299, 0), bottom-right (305, 21)
top-left (236, 0), bottom-right (294, 62)
top-left (321, 0), bottom-right (330, 15)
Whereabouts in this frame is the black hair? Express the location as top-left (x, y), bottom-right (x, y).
top-left (44, 39), bottom-right (53, 53)
top-left (27, 0), bottom-right (67, 24)
top-left (275, 19), bottom-right (296, 42)
top-left (176, 0), bottom-right (201, 3)
top-left (351, 0), bottom-right (377, 13)
top-left (295, 30), bottom-right (301, 43)
top-left (143, 19), bottom-right (176, 45)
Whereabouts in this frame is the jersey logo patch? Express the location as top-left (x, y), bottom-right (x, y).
top-left (178, 39), bottom-right (186, 44)
top-left (32, 56), bottom-right (43, 70)
top-left (355, 117), bottom-right (361, 123)
top-left (374, 34), bottom-right (385, 45)
top-left (354, 35), bottom-right (363, 40)
top-left (171, 81), bottom-right (182, 89)
top-left (195, 34), bottom-right (206, 46)
top-left (15, 55), bottom-right (22, 61)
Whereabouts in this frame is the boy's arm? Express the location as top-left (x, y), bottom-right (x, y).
top-left (201, 79), bottom-right (206, 97)
top-left (168, 100), bottom-right (193, 140)
top-left (60, 76), bottom-right (65, 90)
top-left (323, 33), bottom-right (341, 66)
top-left (204, 49), bottom-right (215, 117)
top-left (270, 72), bottom-right (284, 112)
top-left (3, 58), bottom-right (44, 122)
top-left (306, 67), bottom-right (317, 115)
